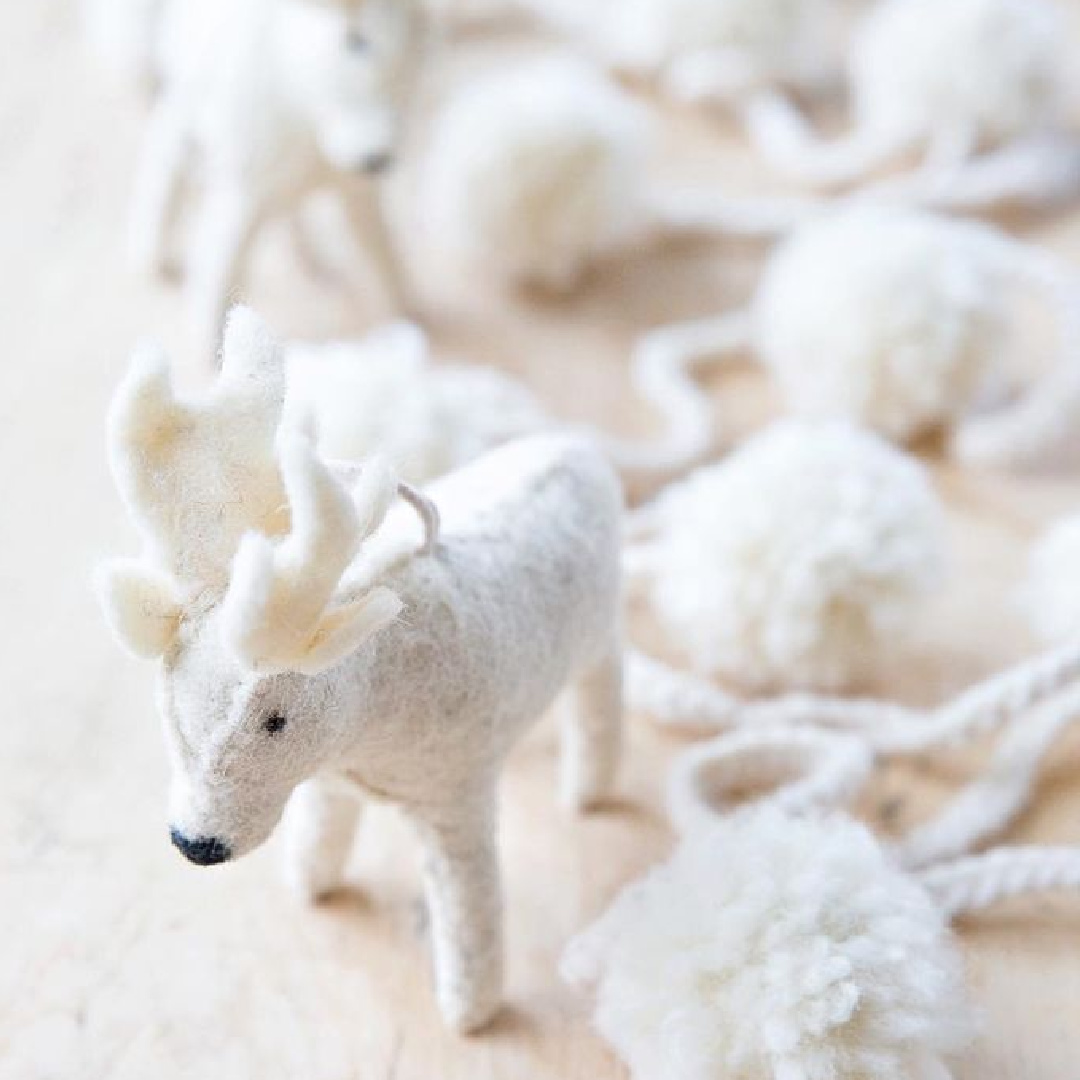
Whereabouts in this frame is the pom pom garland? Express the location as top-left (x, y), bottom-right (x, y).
top-left (628, 205), bottom-right (1080, 467)
top-left (419, 53), bottom-right (822, 291)
top-left (285, 323), bottom-right (549, 485)
top-left (564, 808), bottom-right (972, 1080)
top-left (287, 320), bottom-right (741, 490)
top-left (630, 419), bottom-right (946, 693)
top-left (742, 0), bottom-right (1074, 210)
top-left (565, 804), bottom-right (1080, 1080)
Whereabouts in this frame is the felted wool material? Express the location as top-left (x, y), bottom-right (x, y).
top-left (1022, 516), bottom-right (1080, 645)
top-left (753, 205), bottom-right (1000, 442)
top-left (635, 420), bottom-right (945, 693)
top-left (563, 806), bottom-right (970, 1080)
top-left (519, 0), bottom-right (831, 100)
top-left (419, 54), bottom-right (651, 290)
top-left (98, 310), bottom-right (625, 1033)
top-left (744, 0), bottom-right (1068, 195)
top-left (129, 0), bottom-right (423, 356)
top-left (285, 322), bottom-right (549, 484)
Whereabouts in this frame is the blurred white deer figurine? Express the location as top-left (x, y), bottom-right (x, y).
top-left (96, 308), bottom-right (624, 1032)
top-left (128, 0), bottom-right (424, 359)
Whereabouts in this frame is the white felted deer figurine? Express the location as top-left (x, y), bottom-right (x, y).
top-left (129, 0), bottom-right (424, 359)
top-left (96, 308), bottom-right (625, 1033)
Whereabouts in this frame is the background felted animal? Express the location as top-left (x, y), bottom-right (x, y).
top-left (96, 307), bottom-right (626, 1033)
top-left (127, 0), bottom-right (424, 359)
top-left (742, 0), bottom-right (1080, 212)
top-left (628, 204), bottom-right (1080, 467)
top-left (418, 52), bottom-right (820, 293)
top-left (627, 419), bottom-right (947, 696)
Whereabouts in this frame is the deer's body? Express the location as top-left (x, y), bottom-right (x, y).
top-left (331, 436), bottom-right (623, 799)
top-left (129, 0), bottom-right (422, 357)
top-left (98, 312), bottom-right (624, 1033)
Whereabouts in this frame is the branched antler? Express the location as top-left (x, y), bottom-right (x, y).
top-left (219, 433), bottom-right (405, 675)
top-left (108, 306), bottom-right (288, 593)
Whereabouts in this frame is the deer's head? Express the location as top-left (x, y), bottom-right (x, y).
top-left (291, 0), bottom-right (424, 175)
top-left (97, 309), bottom-right (405, 864)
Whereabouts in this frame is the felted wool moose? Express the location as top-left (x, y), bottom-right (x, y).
top-left (95, 308), bottom-right (625, 1033)
top-left (128, 0), bottom-right (423, 359)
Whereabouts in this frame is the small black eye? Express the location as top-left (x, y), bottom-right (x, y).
top-left (263, 713), bottom-right (287, 736)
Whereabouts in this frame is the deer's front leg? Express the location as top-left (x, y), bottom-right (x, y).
top-left (281, 776), bottom-right (362, 901)
top-left (186, 182), bottom-right (262, 362)
top-left (408, 789), bottom-right (503, 1034)
top-left (128, 94), bottom-right (189, 276)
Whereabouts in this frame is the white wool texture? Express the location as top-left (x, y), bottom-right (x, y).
top-left (420, 54), bottom-right (650, 288)
top-left (1022, 515), bottom-right (1080, 645)
top-left (563, 807), bottom-right (970, 1080)
top-left (644, 420), bottom-right (945, 692)
top-left (285, 322), bottom-right (548, 484)
top-left (753, 206), bottom-right (1000, 442)
top-left (101, 306), bottom-right (625, 1036)
top-left (851, 0), bottom-right (1066, 147)
top-left (521, 0), bottom-right (826, 83)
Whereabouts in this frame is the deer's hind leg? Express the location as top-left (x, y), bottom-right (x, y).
top-left (559, 635), bottom-right (623, 812)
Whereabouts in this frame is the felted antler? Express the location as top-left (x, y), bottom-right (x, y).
top-left (107, 306), bottom-right (289, 592)
top-left (219, 432), bottom-right (404, 675)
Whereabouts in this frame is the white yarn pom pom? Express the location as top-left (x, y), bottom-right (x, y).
top-left (642, 420), bottom-right (945, 692)
top-left (286, 322), bottom-right (548, 484)
top-left (1022, 516), bottom-right (1080, 645)
top-left (563, 807), bottom-right (970, 1080)
top-left (754, 206), bottom-right (1000, 442)
top-left (852, 0), bottom-right (1066, 149)
top-left (419, 54), bottom-right (650, 289)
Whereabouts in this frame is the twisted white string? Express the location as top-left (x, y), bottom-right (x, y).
top-left (740, 89), bottom-right (908, 189)
top-left (863, 132), bottom-right (1080, 214)
top-left (920, 846), bottom-right (1080, 918)
top-left (606, 312), bottom-right (750, 484)
top-left (655, 642), bottom-right (1080, 871)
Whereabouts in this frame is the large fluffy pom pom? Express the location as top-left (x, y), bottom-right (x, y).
top-left (851, 0), bottom-right (1065, 146)
top-left (753, 206), bottom-right (1000, 442)
top-left (563, 807), bottom-right (970, 1080)
top-left (1021, 515), bottom-right (1080, 645)
top-left (643, 420), bottom-right (945, 691)
top-left (285, 322), bottom-right (548, 484)
top-left (419, 54), bottom-right (650, 289)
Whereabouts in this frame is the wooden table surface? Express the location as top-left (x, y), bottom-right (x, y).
top-left (2, 4), bottom-right (1079, 1078)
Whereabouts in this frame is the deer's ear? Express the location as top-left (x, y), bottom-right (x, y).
top-left (95, 559), bottom-right (182, 660)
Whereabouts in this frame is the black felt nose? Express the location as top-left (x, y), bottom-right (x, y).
top-left (170, 828), bottom-right (232, 866)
